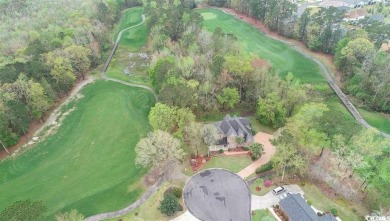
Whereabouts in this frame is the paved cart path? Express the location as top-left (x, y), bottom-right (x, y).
top-left (218, 8), bottom-right (390, 139)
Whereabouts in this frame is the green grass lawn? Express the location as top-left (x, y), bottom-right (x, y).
top-left (358, 108), bottom-right (390, 134)
top-left (108, 181), bottom-right (185, 221)
top-left (0, 81), bottom-right (155, 219)
top-left (198, 8), bottom-right (324, 84)
top-left (302, 184), bottom-right (367, 221)
top-left (199, 8), bottom-right (390, 133)
top-left (202, 155), bottom-right (252, 173)
top-left (252, 209), bottom-right (277, 221)
top-left (107, 7), bottom-right (150, 85)
top-left (250, 178), bottom-right (274, 196)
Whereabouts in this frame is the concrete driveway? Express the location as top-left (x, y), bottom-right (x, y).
top-left (170, 211), bottom-right (200, 221)
top-left (251, 184), bottom-right (304, 210)
top-left (237, 132), bottom-right (276, 179)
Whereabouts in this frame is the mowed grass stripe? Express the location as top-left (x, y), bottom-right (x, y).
top-left (0, 80), bottom-right (154, 219)
top-left (199, 9), bottom-right (390, 133)
top-left (115, 7), bottom-right (147, 50)
top-left (198, 8), bottom-right (325, 83)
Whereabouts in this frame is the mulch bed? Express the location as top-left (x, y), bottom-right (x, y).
top-left (191, 155), bottom-right (211, 172)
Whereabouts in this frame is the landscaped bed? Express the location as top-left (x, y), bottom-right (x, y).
top-left (0, 81), bottom-right (155, 219)
top-left (250, 178), bottom-right (274, 196)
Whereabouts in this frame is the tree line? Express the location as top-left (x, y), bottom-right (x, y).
top-left (0, 0), bottom-right (142, 147)
top-left (207, 0), bottom-right (390, 113)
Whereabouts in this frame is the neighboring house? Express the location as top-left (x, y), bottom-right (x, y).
top-left (370, 13), bottom-right (385, 22)
top-left (209, 115), bottom-right (253, 151)
top-left (343, 8), bottom-right (368, 21)
top-left (280, 194), bottom-right (338, 221)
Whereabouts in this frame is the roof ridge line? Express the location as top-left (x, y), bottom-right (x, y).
top-left (292, 194), bottom-right (318, 221)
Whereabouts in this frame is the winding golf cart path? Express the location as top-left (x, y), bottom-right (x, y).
top-left (85, 177), bottom-right (166, 221)
top-left (100, 14), bottom-right (158, 100)
top-left (85, 14), bottom-right (161, 221)
top-left (219, 8), bottom-right (390, 139)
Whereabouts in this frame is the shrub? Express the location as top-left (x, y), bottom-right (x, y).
top-left (264, 180), bottom-right (272, 188)
top-left (171, 187), bottom-right (183, 198)
top-left (219, 149), bottom-right (224, 154)
top-left (177, 204), bottom-right (183, 211)
top-left (159, 194), bottom-right (180, 216)
top-left (330, 208), bottom-right (337, 217)
top-left (317, 212), bottom-right (323, 216)
top-left (255, 186), bottom-right (261, 191)
top-left (55, 209), bottom-right (84, 221)
top-left (190, 153), bottom-right (196, 159)
top-left (251, 155), bottom-right (257, 161)
top-left (255, 161), bottom-right (273, 174)
top-left (307, 200), bottom-right (312, 206)
top-left (242, 146), bottom-right (249, 151)
top-left (0, 200), bottom-right (47, 221)
top-left (164, 187), bottom-right (182, 198)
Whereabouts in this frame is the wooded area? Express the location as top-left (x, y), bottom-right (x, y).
top-left (207, 0), bottom-right (390, 113)
top-left (140, 0), bottom-right (390, 210)
top-left (0, 0), bottom-right (141, 146)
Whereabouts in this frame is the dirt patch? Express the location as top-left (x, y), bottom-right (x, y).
top-left (0, 76), bottom-right (95, 160)
top-left (143, 167), bottom-right (165, 187)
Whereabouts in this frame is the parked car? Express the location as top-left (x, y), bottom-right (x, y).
top-left (272, 186), bottom-right (286, 195)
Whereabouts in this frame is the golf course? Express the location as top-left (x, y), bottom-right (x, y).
top-left (106, 7), bottom-right (151, 85)
top-left (199, 8), bottom-right (390, 133)
top-left (0, 81), bottom-right (155, 219)
top-left (199, 8), bottom-right (325, 84)
top-left (0, 4), bottom-right (389, 220)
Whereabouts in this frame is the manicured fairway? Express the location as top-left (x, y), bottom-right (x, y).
top-left (199, 8), bottom-right (325, 83)
top-left (116, 7), bottom-right (147, 50)
top-left (199, 8), bottom-right (390, 134)
top-left (0, 81), bottom-right (155, 219)
top-left (107, 7), bottom-right (150, 85)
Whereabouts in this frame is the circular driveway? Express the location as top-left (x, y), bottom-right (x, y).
top-left (183, 169), bottom-right (251, 221)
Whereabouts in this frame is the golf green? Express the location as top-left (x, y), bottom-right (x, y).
top-left (0, 80), bottom-right (155, 219)
top-left (198, 8), bottom-right (325, 84)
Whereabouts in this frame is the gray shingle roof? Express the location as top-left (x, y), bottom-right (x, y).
top-left (213, 115), bottom-right (253, 142)
top-left (280, 194), bottom-right (318, 221)
top-left (319, 214), bottom-right (338, 221)
top-left (280, 194), bottom-right (338, 221)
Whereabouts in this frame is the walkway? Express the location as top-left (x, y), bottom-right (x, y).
top-left (218, 8), bottom-right (390, 139)
top-left (237, 132), bottom-right (276, 179)
top-left (85, 176), bottom-right (166, 221)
